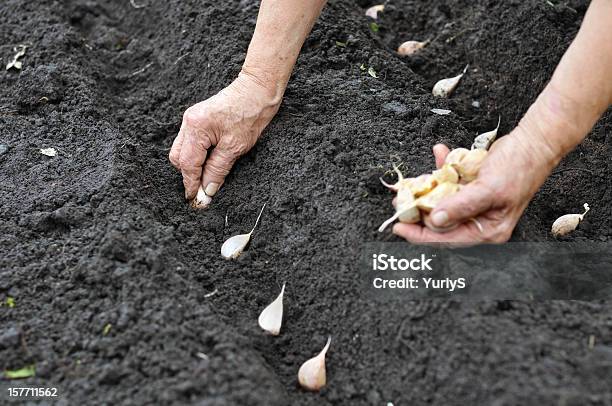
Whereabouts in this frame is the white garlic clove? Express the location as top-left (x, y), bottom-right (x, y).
top-left (472, 116), bottom-right (501, 150)
top-left (365, 4), bottom-right (384, 19)
top-left (397, 40), bottom-right (428, 56)
top-left (191, 186), bottom-right (212, 209)
top-left (220, 203), bottom-right (266, 259)
top-left (221, 233), bottom-right (252, 259)
top-left (432, 65), bottom-right (468, 98)
top-left (396, 186), bottom-right (421, 224)
top-left (298, 336), bottom-right (331, 391)
top-left (454, 148), bottom-right (487, 182)
top-left (551, 203), bottom-right (590, 237)
top-left (444, 148), bottom-right (470, 167)
top-left (415, 182), bottom-right (460, 212)
top-left (258, 283), bottom-right (285, 336)
top-left (378, 202), bottom-right (418, 232)
top-left (432, 164), bottom-right (459, 185)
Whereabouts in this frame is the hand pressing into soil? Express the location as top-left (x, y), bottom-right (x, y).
top-left (169, 73), bottom-right (281, 204)
top-left (169, 0), bottom-right (327, 207)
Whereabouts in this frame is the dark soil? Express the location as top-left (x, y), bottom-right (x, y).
top-left (1, 0), bottom-right (611, 405)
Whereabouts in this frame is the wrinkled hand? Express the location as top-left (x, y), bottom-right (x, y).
top-left (169, 72), bottom-right (281, 206)
top-left (392, 126), bottom-right (559, 244)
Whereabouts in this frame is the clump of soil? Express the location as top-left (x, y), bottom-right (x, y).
top-left (1, 0), bottom-right (611, 404)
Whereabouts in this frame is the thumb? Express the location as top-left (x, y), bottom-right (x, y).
top-left (433, 144), bottom-right (450, 169)
top-left (200, 145), bottom-right (239, 197)
top-left (429, 181), bottom-right (494, 228)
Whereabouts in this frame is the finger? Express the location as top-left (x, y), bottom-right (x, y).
top-left (392, 197), bottom-right (397, 208)
top-left (179, 127), bottom-right (212, 200)
top-left (433, 144), bottom-right (450, 169)
top-left (429, 181), bottom-right (495, 229)
top-left (200, 143), bottom-right (240, 197)
top-left (392, 222), bottom-right (484, 245)
top-left (169, 123), bottom-right (185, 169)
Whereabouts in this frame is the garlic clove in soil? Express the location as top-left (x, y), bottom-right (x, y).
top-left (432, 65), bottom-right (468, 98)
top-left (365, 4), bottom-right (384, 19)
top-left (551, 203), bottom-right (590, 237)
top-left (191, 186), bottom-right (212, 209)
top-left (397, 40), bottom-right (428, 56)
top-left (258, 283), bottom-right (285, 336)
top-left (298, 336), bottom-right (331, 391)
top-left (221, 203), bottom-right (266, 259)
top-left (472, 116), bottom-right (501, 150)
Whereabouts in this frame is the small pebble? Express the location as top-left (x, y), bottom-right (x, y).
top-left (0, 144), bottom-right (8, 156)
top-left (472, 100), bottom-right (481, 108)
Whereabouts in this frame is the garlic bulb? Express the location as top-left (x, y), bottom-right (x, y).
top-left (191, 186), bottom-right (212, 209)
top-left (258, 283), bottom-right (285, 336)
top-left (221, 203), bottom-right (266, 259)
top-left (432, 65), bottom-right (468, 98)
top-left (298, 337), bottom-right (331, 391)
top-left (551, 203), bottom-right (590, 237)
top-left (397, 40), bottom-right (428, 56)
top-left (472, 116), bottom-right (501, 150)
top-left (365, 4), bottom-right (384, 19)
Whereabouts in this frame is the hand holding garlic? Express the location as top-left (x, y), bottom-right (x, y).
top-left (391, 123), bottom-right (563, 244)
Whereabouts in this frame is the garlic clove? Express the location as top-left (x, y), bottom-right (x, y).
top-left (455, 148), bottom-right (487, 182)
top-left (298, 337), bottom-right (331, 391)
top-left (221, 233), bottom-right (252, 259)
top-left (407, 174), bottom-right (436, 197)
top-left (396, 186), bottom-right (421, 224)
top-left (551, 203), bottom-right (590, 237)
top-left (191, 186), bottom-right (212, 209)
top-left (416, 182), bottom-right (460, 212)
top-left (397, 40), bottom-right (428, 56)
top-left (472, 116), bottom-right (501, 150)
top-left (258, 283), bottom-right (285, 336)
top-left (220, 203), bottom-right (267, 259)
top-left (432, 65), bottom-right (468, 98)
top-left (444, 148), bottom-right (470, 168)
top-left (365, 4), bottom-right (384, 19)
top-left (378, 202), bottom-right (419, 232)
top-left (432, 164), bottom-right (459, 184)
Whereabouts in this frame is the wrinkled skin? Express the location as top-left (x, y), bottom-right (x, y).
top-left (169, 72), bottom-right (281, 200)
top-left (392, 123), bottom-right (558, 244)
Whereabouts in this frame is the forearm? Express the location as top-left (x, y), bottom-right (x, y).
top-left (516, 0), bottom-right (612, 168)
top-left (240, 0), bottom-right (327, 103)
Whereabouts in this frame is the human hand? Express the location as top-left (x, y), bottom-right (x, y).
top-left (169, 71), bottom-right (282, 207)
top-left (392, 125), bottom-right (560, 244)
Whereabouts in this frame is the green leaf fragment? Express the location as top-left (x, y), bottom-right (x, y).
top-left (360, 63), bottom-right (366, 71)
top-left (6, 297), bottom-right (15, 308)
top-left (335, 41), bottom-right (347, 48)
top-left (4, 365), bottom-right (35, 379)
top-left (368, 67), bottom-right (378, 78)
top-left (369, 22), bottom-right (379, 33)
top-left (103, 323), bottom-right (112, 336)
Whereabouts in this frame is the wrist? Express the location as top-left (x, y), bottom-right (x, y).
top-left (238, 64), bottom-right (287, 109)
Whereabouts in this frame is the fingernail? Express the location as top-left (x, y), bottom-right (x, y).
top-left (431, 210), bottom-right (449, 227)
top-left (205, 182), bottom-right (220, 197)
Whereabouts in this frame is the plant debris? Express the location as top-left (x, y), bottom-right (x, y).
top-left (431, 108), bottom-right (451, 115)
top-left (40, 147), bottom-right (57, 157)
top-left (5, 45), bottom-right (27, 71)
top-left (4, 365), bottom-right (35, 379)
